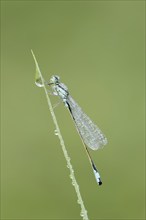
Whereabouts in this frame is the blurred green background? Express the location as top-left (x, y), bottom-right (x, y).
top-left (1, 1), bottom-right (145, 220)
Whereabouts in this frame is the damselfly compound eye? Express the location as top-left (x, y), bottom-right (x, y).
top-left (50, 75), bottom-right (60, 84)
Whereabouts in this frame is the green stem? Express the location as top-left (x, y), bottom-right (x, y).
top-left (31, 50), bottom-right (89, 220)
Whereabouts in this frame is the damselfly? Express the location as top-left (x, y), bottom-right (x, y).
top-left (47, 75), bottom-right (107, 185)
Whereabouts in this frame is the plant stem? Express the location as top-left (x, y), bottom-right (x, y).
top-left (31, 50), bottom-right (89, 220)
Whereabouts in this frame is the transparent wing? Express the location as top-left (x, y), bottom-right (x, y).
top-left (67, 96), bottom-right (107, 150)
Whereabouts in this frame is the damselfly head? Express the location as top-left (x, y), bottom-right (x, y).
top-left (50, 75), bottom-right (60, 84)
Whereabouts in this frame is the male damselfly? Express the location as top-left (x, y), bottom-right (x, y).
top-left (47, 75), bottom-right (107, 185)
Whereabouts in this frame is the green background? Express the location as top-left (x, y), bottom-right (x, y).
top-left (1, 1), bottom-right (145, 219)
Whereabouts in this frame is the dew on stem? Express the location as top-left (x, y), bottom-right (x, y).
top-left (31, 50), bottom-right (89, 220)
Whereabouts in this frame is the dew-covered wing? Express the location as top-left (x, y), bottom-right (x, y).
top-left (67, 96), bottom-right (107, 150)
